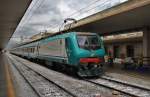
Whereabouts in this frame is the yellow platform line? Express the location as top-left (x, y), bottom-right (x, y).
top-left (5, 63), bottom-right (15, 97)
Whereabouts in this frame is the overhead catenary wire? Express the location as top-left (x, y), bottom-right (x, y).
top-left (10, 0), bottom-right (124, 44)
top-left (20, 0), bottom-right (46, 31)
top-left (50, 0), bottom-right (115, 31)
top-left (8, 0), bottom-right (47, 46)
top-left (49, 0), bottom-right (104, 31)
top-left (11, 0), bottom-right (46, 40)
top-left (14, 0), bottom-right (109, 36)
top-left (66, 0), bottom-right (103, 18)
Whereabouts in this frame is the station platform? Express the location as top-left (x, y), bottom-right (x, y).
top-left (0, 53), bottom-right (15, 97)
top-left (104, 63), bottom-right (150, 88)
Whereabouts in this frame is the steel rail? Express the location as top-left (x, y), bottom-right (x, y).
top-left (101, 75), bottom-right (150, 92)
top-left (9, 54), bottom-right (150, 97)
top-left (9, 56), bottom-right (78, 97)
top-left (83, 77), bottom-right (150, 97)
top-left (7, 56), bottom-right (41, 97)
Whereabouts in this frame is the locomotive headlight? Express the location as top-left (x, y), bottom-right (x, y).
top-left (90, 53), bottom-right (95, 57)
top-left (94, 64), bottom-right (97, 68)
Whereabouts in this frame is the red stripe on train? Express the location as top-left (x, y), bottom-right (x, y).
top-left (80, 58), bottom-right (103, 63)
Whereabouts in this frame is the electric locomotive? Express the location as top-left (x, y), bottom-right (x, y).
top-left (10, 32), bottom-right (105, 77)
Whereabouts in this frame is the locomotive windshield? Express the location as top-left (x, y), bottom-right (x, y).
top-left (77, 35), bottom-right (101, 50)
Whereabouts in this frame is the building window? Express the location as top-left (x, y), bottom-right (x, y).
top-left (126, 45), bottom-right (134, 57)
top-left (113, 45), bottom-right (120, 58)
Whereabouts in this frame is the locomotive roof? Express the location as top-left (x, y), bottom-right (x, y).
top-left (76, 32), bottom-right (97, 35)
top-left (15, 32), bottom-right (97, 48)
top-left (15, 31), bottom-right (68, 47)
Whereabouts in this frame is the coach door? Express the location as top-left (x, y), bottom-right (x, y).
top-left (36, 42), bottom-right (40, 57)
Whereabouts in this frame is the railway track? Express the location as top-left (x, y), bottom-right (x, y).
top-left (10, 54), bottom-right (150, 97)
top-left (101, 75), bottom-right (150, 92)
top-left (8, 56), bottom-right (77, 97)
top-left (84, 76), bottom-right (150, 97)
top-left (9, 54), bottom-right (150, 97)
top-left (8, 54), bottom-right (132, 97)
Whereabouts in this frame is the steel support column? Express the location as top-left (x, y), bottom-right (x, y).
top-left (143, 28), bottom-right (150, 64)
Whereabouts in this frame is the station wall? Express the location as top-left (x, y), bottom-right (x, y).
top-left (104, 40), bottom-right (143, 58)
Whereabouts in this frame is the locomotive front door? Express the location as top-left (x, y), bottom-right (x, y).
top-left (65, 38), bottom-right (72, 63)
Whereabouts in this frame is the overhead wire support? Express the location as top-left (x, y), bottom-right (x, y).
top-left (59, 18), bottom-right (77, 34)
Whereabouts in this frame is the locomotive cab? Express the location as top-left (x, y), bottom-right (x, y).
top-left (75, 32), bottom-right (105, 77)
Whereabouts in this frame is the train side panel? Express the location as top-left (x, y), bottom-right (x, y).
top-left (36, 36), bottom-right (68, 63)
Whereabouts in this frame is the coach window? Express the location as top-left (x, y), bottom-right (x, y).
top-left (127, 45), bottom-right (134, 57)
top-left (60, 40), bottom-right (62, 44)
top-left (33, 48), bottom-right (34, 53)
top-left (114, 45), bottom-right (120, 58)
top-left (32, 48), bottom-right (34, 53)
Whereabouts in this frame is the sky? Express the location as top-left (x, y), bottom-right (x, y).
top-left (7, 0), bottom-right (128, 48)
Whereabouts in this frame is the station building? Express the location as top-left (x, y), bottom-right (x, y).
top-left (103, 31), bottom-right (143, 59)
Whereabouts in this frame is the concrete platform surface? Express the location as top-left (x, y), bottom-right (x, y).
top-left (0, 53), bottom-right (7, 97)
top-left (105, 64), bottom-right (150, 88)
top-left (0, 53), bottom-right (15, 97)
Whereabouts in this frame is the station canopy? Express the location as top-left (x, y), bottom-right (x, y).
top-left (0, 0), bottom-right (32, 50)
